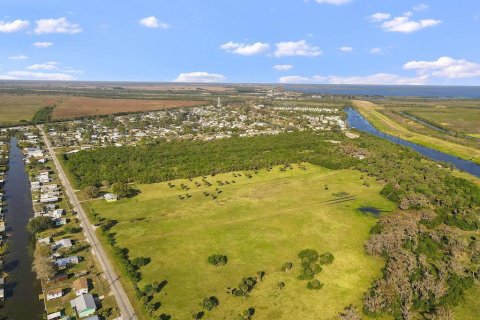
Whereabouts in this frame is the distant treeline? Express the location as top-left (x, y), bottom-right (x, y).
top-left (31, 106), bottom-right (55, 124)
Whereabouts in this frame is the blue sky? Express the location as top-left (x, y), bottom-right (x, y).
top-left (1, 0), bottom-right (480, 85)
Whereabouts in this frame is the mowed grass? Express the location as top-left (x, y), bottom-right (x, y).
top-left (86, 164), bottom-right (395, 319)
top-left (352, 100), bottom-right (480, 164)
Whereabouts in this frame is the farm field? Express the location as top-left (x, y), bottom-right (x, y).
top-left (0, 94), bottom-right (53, 124)
top-left (51, 96), bottom-right (204, 119)
top-left (407, 107), bottom-right (480, 136)
top-left (375, 99), bottom-right (480, 136)
top-left (352, 100), bottom-right (480, 164)
top-left (0, 94), bottom-right (205, 125)
top-left (85, 164), bottom-right (395, 319)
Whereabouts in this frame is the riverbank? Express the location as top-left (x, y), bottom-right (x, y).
top-left (351, 100), bottom-right (480, 165)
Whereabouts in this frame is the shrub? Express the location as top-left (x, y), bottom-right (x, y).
top-left (28, 216), bottom-right (54, 234)
top-left (132, 257), bottom-right (151, 268)
top-left (237, 307), bottom-right (255, 320)
top-left (232, 277), bottom-right (257, 297)
top-left (318, 252), bottom-right (335, 265)
top-left (281, 262), bottom-right (293, 272)
top-left (83, 185), bottom-right (100, 199)
top-left (207, 254), bottom-right (228, 266)
top-left (307, 279), bottom-right (324, 290)
top-left (201, 296), bottom-right (219, 311)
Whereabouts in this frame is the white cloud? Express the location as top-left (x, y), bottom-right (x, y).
top-left (0, 19), bottom-right (30, 33)
top-left (314, 0), bottom-right (352, 5)
top-left (33, 41), bottom-right (53, 48)
top-left (34, 17), bottom-right (82, 34)
top-left (368, 13), bottom-right (391, 22)
top-left (274, 64), bottom-right (294, 71)
top-left (383, 17), bottom-right (441, 33)
top-left (279, 73), bottom-right (428, 85)
top-left (62, 67), bottom-right (84, 74)
top-left (370, 47), bottom-right (383, 55)
top-left (413, 4), bottom-right (429, 12)
top-left (9, 55), bottom-right (29, 60)
top-left (274, 40), bottom-right (322, 57)
top-left (404, 56), bottom-right (480, 79)
top-left (27, 62), bottom-right (58, 71)
top-left (220, 41), bottom-right (270, 56)
top-left (279, 75), bottom-right (327, 84)
top-left (374, 12), bottom-right (441, 33)
top-left (0, 71), bottom-right (75, 81)
top-left (279, 76), bottom-right (311, 84)
top-left (174, 72), bottom-right (226, 83)
top-left (328, 73), bottom-right (428, 85)
top-left (139, 16), bottom-right (170, 29)
top-left (340, 46), bottom-right (353, 53)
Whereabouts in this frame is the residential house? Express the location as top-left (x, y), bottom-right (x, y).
top-left (104, 193), bottom-right (118, 202)
top-left (52, 239), bottom-right (73, 250)
top-left (38, 237), bottom-right (52, 245)
top-left (46, 288), bottom-right (63, 301)
top-left (55, 256), bottom-right (79, 268)
top-left (72, 277), bottom-right (89, 296)
top-left (70, 294), bottom-right (97, 318)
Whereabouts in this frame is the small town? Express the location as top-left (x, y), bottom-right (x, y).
top-left (44, 102), bottom-right (347, 151)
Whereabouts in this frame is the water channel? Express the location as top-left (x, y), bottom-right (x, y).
top-left (1, 137), bottom-right (44, 319)
top-left (346, 108), bottom-right (480, 178)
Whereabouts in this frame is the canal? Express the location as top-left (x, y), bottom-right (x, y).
top-left (1, 137), bottom-right (44, 319)
top-left (346, 108), bottom-right (480, 179)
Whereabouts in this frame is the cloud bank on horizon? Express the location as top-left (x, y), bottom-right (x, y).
top-left (1, 0), bottom-right (480, 85)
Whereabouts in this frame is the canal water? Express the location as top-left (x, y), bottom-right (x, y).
top-left (346, 108), bottom-right (480, 179)
top-left (1, 137), bottom-right (43, 319)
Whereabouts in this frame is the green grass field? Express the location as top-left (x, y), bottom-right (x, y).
top-left (452, 284), bottom-right (480, 320)
top-left (0, 94), bottom-right (50, 124)
top-left (85, 164), bottom-right (395, 319)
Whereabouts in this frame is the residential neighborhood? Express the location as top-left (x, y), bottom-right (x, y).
top-left (0, 128), bottom-right (122, 319)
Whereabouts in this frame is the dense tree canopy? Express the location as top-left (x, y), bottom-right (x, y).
top-left (63, 131), bottom-right (357, 188)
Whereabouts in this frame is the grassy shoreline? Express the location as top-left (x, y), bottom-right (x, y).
top-left (352, 100), bottom-right (480, 165)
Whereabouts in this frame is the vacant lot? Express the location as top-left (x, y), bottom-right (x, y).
top-left (86, 164), bottom-right (395, 319)
top-left (52, 96), bottom-right (204, 119)
top-left (0, 94), bottom-right (56, 124)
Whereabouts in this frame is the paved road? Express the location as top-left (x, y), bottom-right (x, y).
top-left (39, 126), bottom-right (137, 320)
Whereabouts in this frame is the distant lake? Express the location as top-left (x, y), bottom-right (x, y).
top-left (282, 84), bottom-right (480, 98)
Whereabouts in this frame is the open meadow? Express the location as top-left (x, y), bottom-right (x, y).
top-left (86, 164), bottom-right (395, 319)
